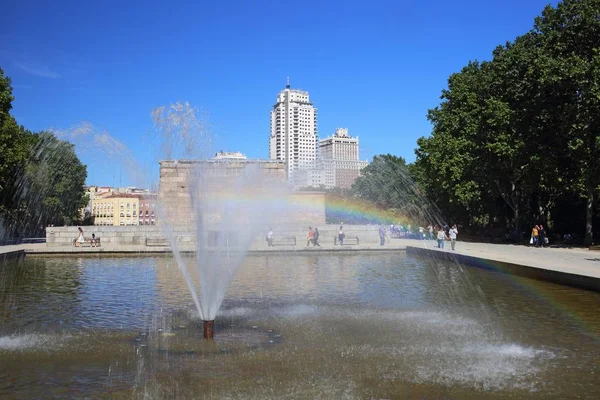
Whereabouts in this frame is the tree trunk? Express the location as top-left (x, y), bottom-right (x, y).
top-left (584, 185), bottom-right (594, 247)
top-left (514, 206), bottom-right (521, 241)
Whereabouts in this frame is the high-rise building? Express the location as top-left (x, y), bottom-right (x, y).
top-left (319, 128), bottom-right (368, 189)
top-left (269, 79), bottom-right (318, 181)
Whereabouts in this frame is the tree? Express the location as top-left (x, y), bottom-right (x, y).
top-left (414, 0), bottom-right (600, 243)
top-left (0, 68), bottom-right (89, 238)
top-left (532, 0), bottom-right (600, 245)
top-left (0, 68), bottom-right (29, 194)
top-left (1, 132), bottom-right (88, 236)
top-left (351, 154), bottom-right (436, 223)
top-left (23, 133), bottom-right (88, 232)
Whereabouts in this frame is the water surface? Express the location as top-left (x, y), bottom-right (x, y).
top-left (0, 253), bottom-right (598, 399)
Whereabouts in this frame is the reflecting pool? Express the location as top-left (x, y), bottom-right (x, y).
top-left (0, 253), bottom-right (598, 399)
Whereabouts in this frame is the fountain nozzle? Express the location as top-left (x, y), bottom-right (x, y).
top-left (203, 320), bottom-right (215, 339)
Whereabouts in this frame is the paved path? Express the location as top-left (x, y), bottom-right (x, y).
top-left (399, 238), bottom-right (600, 280)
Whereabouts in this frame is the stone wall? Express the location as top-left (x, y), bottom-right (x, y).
top-left (158, 160), bottom-right (325, 230)
top-left (45, 224), bottom-right (382, 247)
top-left (45, 225), bottom-right (163, 247)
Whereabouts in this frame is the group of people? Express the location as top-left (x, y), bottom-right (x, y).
top-left (306, 226), bottom-right (321, 247)
top-left (266, 226), bottom-right (344, 247)
top-left (531, 224), bottom-right (548, 247)
top-left (426, 224), bottom-right (459, 250)
top-left (265, 227), bottom-right (326, 247)
top-left (74, 226), bottom-right (99, 247)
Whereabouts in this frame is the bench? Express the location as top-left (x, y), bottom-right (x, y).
top-left (72, 237), bottom-right (101, 247)
top-left (334, 236), bottom-right (359, 245)
top-left (146, 238), bottom-right (170, 247)
top-left (271, 236), bottom-right (296, 246)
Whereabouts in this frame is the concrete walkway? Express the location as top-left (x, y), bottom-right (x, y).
top-left (400, 239), bottom-right (600, 279)
top-left (401, 238), bottom-right (600, 291)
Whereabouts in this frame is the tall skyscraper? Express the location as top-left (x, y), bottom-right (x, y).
top-left (269, 79), bottom-right (318, 180)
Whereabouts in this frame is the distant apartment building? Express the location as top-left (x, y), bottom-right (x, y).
top-left (213, 151), bottom-right (247, 160)
top-left (90, 192), bottom-right (156, 226)
top-left (269, 79), bottom-right (318, 181)
top-left (91, 193), bottom-right (139, 226)
top-left (138, 194), bottom-right (157, 226)
top-left (319, 128), bottom-right (368, 189)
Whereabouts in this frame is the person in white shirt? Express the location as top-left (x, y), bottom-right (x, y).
top-left (449, 224), bottom-right (458, 250)
top-left (266, 229), bottom-right (274, 247)
top-left (437, 226), bottom-right (449, 249)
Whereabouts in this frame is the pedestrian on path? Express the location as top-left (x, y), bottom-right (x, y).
top-left (306, 227), bottom-right (314, 246)
top-left (428, 225), bottom-right (434, 240)
top-left (531, 225), bottom-right (539, 246)
top-left (379, 225), bottom-right (385, 246)
top-left (312, 227), bottom-right (321, 247)
top-left (437, 226), bottom-right (449, 249)
top-left (266, 228), bottom-right (274, 247)
top-left (338, 225), bottom-right (345, 246)
top-left (538, 225), bottom-right (547, 247)
top-left (449, 224), bottom-right (458, 250)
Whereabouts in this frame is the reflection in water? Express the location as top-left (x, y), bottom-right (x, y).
top-left (0, 253), bottom-right (599, 399)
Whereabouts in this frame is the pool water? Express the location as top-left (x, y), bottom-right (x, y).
top-left (0, 253), bottom-right (598, 399)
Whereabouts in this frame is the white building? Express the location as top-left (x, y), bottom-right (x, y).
top-left (319, 128), bottom-right (368, 189)
top-left (213, 151), bottom-right (247, 160)
top-left (269, 79), bottom-right (318, 181)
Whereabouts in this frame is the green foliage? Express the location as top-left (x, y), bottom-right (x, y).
top-left (351, 154), bottom-right (435, 223)
top-left (0, 68), bottom-right (88, 238)
top-left (0, 69), bottom-right (29, 193)
top-left (413, 0), bottom-right (600, 243)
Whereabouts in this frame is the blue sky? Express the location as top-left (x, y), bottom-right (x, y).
top-left (2, 0), bottom-right (557, 187)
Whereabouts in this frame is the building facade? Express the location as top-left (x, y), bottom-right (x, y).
top-left (319, 128), bottom-right (368, 189)
top-left (91, 193), bottom-right (141, 226)
top-left (213, 151), bottom-right (247, 160)
top-left (158, 159), bottom-right (325, 231)
top-left (269, 79), bottom-right (318, 181)
top-left (138, 194), bottom-right (157, 226)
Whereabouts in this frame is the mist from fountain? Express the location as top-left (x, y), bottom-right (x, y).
top-left (151, 102), bottom-right (290, 323)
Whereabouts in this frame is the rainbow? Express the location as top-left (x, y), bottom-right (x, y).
top-left (324, 195), bottom-right (415, 226)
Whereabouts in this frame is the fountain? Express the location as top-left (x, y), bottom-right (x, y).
top-left (151, 103), bottom-right (290, 339)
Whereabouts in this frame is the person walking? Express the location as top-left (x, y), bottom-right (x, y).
top-left (266, 228), bottom-right (274, 247)
top-left (379, 225), bottom-right (385, 246)
top-left (312, 227), bottom-right (321, 247)
top-left (449, 224), bottom-right (458, 250)
top-left (538, 225), bottom-right (547, 247)
top-left (428, 225), bottom-right (434, 240)
top-left (531, 225), bottom-right (539, 246)
top-left (75, 226), bottom-right (84, 247)
top-left (306, 227), bottom-right (314, 246)
top-left (437, 226), bottom-right (448, 249)
top-left (338, 225), bottom-right (345, 246)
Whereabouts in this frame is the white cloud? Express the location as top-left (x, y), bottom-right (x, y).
top-left (15, 62), bottom-right (60, 79)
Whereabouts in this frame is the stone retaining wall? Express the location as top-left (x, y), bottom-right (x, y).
top-left (158, 160), bottom-right (326, 230)
top-left (45, 225), bottom-right (384, 247)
